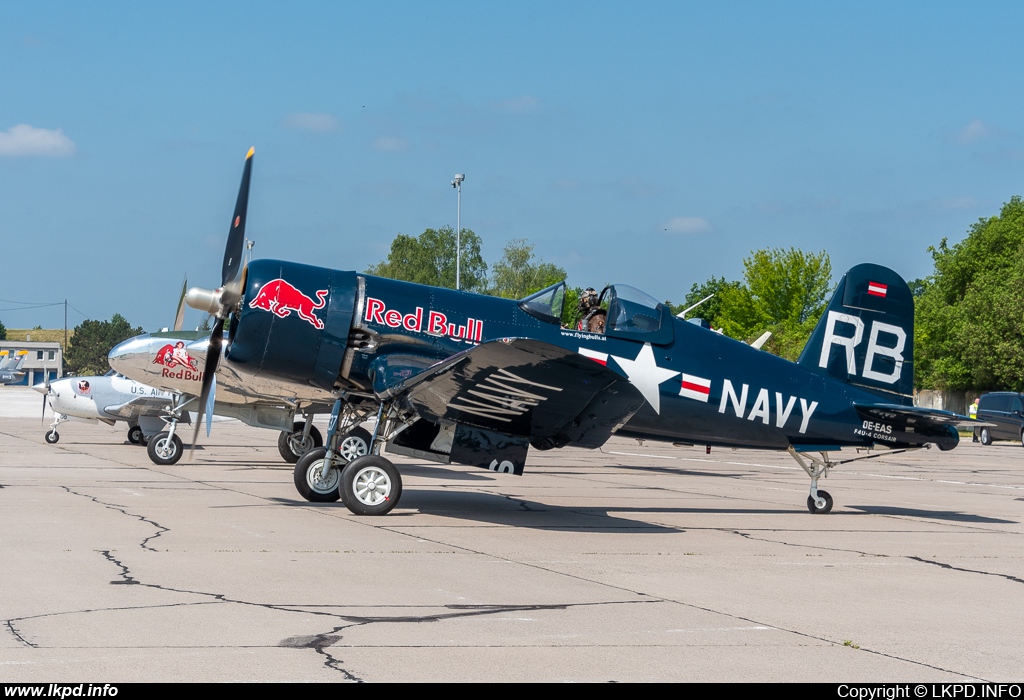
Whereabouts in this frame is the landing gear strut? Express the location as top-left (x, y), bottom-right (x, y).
top-left (44, 414), bottom-right (68, 444)
top-left (144, 396), bottom-right (194, 466)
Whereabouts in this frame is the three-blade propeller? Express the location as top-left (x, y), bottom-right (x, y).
top-left (186, 147), bottom-right (254, 458)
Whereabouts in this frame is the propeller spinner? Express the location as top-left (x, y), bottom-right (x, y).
top-left (183, 146), bottom-right (255, 457)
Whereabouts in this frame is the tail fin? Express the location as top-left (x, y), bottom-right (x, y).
top-left (798, 263), bottom-right (914, 405)
top-left (10, 350), bottom-right (28, 371)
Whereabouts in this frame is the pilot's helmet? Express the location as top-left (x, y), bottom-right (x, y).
top-left (578, 287), bottom-right (599, 313)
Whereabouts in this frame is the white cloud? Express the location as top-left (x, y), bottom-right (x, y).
top-left (957, 119), bottom-right (992, 145)
top-left (661, 216), bottom-right (710, 233)
top-left (372, 136), bottom-right (409, 152)
top-left (0, 124), bottom-right (76, 157)
top-left (492, 95), bottom-right (540, 114)
top-left (282, 112), bottom-right (340, 133)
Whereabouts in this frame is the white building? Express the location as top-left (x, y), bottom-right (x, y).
top-left (0, 340), bottom-right (63, 386)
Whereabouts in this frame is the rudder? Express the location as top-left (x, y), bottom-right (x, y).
top-left (797, 263), bottom-right (914, 405)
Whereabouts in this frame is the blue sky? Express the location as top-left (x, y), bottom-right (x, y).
top-left (2, 2), bottom-right (1023, 331)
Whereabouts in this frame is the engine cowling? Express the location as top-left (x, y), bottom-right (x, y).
top-left (227, 259), bottom-right (358, 391)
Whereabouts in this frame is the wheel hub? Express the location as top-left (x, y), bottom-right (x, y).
top-left (156, 439), bottom-right (175, 459)
top-left (308, 460), bottom-right (339, 493)
top-left (339, 436), bottom-right (368, 461)
top-left (354, 468), bottom-right (390, 505)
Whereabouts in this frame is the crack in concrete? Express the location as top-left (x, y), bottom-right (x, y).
top-left (280, 627), bottom-right (361, 681)
top-left (908, 556), bottom-right (1024, 586)
top-left (61, 486), bottom-right (168, 552)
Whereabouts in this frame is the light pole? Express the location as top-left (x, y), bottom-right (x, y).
top-left (452, 173), bottom-right (464, 290)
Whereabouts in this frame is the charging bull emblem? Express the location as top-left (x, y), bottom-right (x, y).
top-left (249, 278), bottom-right (329, 330)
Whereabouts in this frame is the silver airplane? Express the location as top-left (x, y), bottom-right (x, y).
top-left (34, 371), bottom-right (178, 456)
top-left (107, 331), bottom-right (370, 466)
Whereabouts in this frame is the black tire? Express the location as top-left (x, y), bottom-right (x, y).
top-left (147, 432), bottom-right (183, 466)
top-left (45, 430), bottom-right (59, 444)
top-left (127, 425), bottom-right (143, 445)
top-left (277, 422), bottom-right (324, 463)
top-left (336, 426), bottom-right (372, 462)
top-left (293, 447), bottom-right (341, 502)
top-left (980, 427), bottom-right (993, 446)
top-left (806, 490), bottom-right (834, 514)
top-left (340, 455), bottom-right (402, 516)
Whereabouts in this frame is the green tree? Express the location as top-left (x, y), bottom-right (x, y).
top-left (0, 318), bottom-right (6, 341)
top-left (669, 276), bottom-right (742, 326)
top-left (489, 239), bottom-right (567, 299)
top-left (65, 314), bottom-right (144, 376)
top-left (714, 248), bottom-right (832, 360)
top-left (915, 197), bottom-right (1024, 390)
top-left (366, 226), bottom-right (488, 292)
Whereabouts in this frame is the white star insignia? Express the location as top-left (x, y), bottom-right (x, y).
top-left (610, 343), bottom-right (680, 414)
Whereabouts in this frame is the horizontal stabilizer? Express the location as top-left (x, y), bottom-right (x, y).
top-left (854, 402), bottom-right (974, 429)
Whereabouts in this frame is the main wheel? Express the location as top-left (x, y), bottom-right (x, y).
top-left (980, 427), bottom-right (993, 446)
top-left (336, 427), bottom-right (372, 462)
top-left (340, 455), bottom-right (402, 516)
top-left (294, 447), bottom-right (341, 502)
top-left (806, 490), bottom-right (834, 514)
top-left (45, 430), bottom-right (59, 444)
top-left (277, 422), bottom-right (324, 463)
top-left (127, 425), bottom-right (143, 445)
top-left (147, 432), bottom-right (183, 465)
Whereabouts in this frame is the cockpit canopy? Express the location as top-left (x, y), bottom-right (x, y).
top-left (600, 284), bottom-right (674, 345)
top-left (518, 281), bottom-right (566, 324)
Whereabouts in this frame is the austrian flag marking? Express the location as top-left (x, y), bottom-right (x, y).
top-left (867, 281), bottom-right (888, 297)
top-left (680, 373), bottom-right (711, 402)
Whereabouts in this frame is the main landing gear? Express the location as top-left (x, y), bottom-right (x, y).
top-left (144, 396), bottom-right (195, 466)
top-left (127, 424), bottom-right (144, 445)
top-left (277, 418), bottom-right (324, 463)
top-left (294, 401), bottom-right (408, 516)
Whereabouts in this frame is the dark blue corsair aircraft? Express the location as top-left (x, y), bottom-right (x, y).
top-left (181, 150), bottom-right (968, 516)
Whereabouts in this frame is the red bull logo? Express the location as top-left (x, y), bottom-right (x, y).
top-left (249, 279), bottom-right (329, 330)
top-left (364, 297), bottom-right (483, 342)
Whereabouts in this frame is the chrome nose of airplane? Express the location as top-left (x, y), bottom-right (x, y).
top-left (108, 334), bottom-right (160, 382)
top-left (32, 381), bottom-right (48, 395)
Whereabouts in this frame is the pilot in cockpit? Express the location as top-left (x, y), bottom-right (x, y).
top-left (576, 287), bottom-right (606, 333)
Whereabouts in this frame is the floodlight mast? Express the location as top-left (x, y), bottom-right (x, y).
top-left (452, 173), bottom-right (465, 290)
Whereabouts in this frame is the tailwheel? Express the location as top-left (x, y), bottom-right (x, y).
top-left (806, 490), bottom-right (834, 514)
top-left (294, 447), bottom-right (341, 502)
top-left (127, 424), bottom-right (143, 445)
top-left (341, 455), bottom-right (402, 516)
top-left (45, 430), bottom-right (59, 444)
top-left (278, 421), bottom-right (324, 463)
